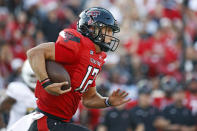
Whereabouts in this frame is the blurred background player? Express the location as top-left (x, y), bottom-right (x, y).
top-left (185, 76), bottom-right (197, 116)
top-left (153, 76), bottom-right (178, 110)
top-left (0, 60), bottom-right (37, 130)
top-left (97, 104), bottom-right (130, 131)
top-left (161, 86), bottom-right (196, 131)
top-left (128, 85), bottom-right (167, 131)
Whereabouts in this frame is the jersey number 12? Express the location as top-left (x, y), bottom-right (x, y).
top-left (75, 66), bottom-right (99, 93)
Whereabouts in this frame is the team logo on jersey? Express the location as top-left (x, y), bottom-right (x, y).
top-left (60, 31), bottom-right (80, 43)
top-left (90, 58), bottom-right (101, 66)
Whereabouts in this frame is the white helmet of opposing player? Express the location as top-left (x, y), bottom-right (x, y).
top-left (21, 60), bottom-right (36, 89)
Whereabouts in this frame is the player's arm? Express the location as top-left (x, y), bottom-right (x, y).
top-left (0, 96), bottom-right (16, 127)
top-left (82, 87), bottom-right (130, 108)
top-left (27, 42), bottom-right (70, 95)
top-left (0, 96), bottom-right (16, 113)
top-left (27, 42), bottom-right (55, 81)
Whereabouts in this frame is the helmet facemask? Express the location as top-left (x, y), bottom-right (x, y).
top-left (89, 22), bottom-right (120, 52)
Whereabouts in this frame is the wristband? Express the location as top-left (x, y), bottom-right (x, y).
top-left (40, 78), bottom-right (53, 88)
top-left (40, 78), bottom-right (50, 83)
top-left (105, 98), bottom-right (112, 107)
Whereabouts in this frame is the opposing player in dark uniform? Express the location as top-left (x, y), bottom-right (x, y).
top-left (9, 7), bottom-right (130, 131)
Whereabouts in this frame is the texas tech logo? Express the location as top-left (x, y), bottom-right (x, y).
top-left (87, 11), bottom-right (100, 18)
top-left (87, 11), bottom-right (100, 25)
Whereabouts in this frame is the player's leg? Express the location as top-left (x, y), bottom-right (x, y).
top-left (47, 117), bottom-right (91, 131)
top-left (28, 117), bottom-right (91, 131)
top-left (51, 122), bottom-right (91, 131)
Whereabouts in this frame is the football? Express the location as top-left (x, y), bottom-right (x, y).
top-left (45, 60), bottom-right (71, 90)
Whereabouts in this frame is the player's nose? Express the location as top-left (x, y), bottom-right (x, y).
top-left (105, 35), bottom-right (112, 43)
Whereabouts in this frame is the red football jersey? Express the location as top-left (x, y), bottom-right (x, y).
top-left (35, 29), bottom-right (106, 122)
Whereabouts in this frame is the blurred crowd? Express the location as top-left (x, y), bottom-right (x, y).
top-left (0, 0), bottom-right (197, 131)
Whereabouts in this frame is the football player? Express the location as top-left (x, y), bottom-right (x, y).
top-left (0, 60), bottom-right (37, 130)
top-left (10, 7), bottom-right (131, 131)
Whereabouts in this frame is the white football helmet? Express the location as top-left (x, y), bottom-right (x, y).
top-left (21, 60), bottom-right (37, 89)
